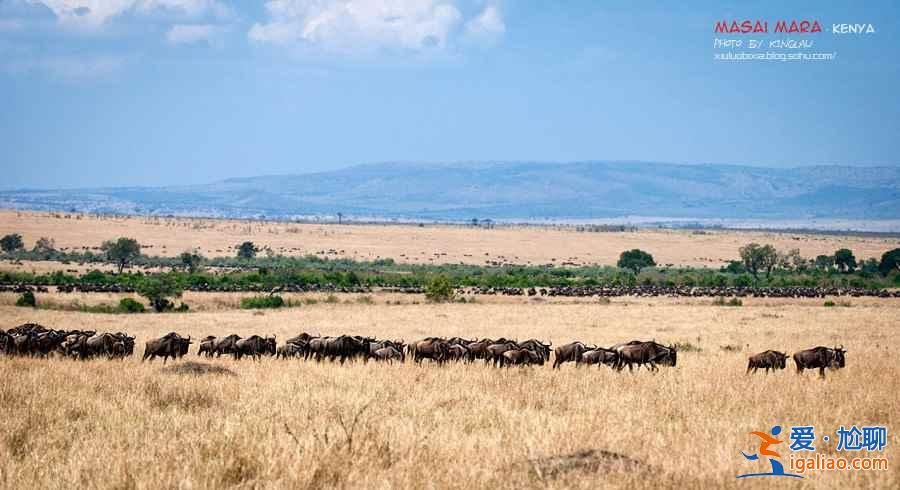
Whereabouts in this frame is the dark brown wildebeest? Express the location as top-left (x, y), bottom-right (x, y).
top-left (31, 330), bottom-right (66, 357)
top-left (501, 348), bottom-right (544, 367)
top-left (580, 348), bottom-right (619, 369)
top-left (518, 339), bottom-right (552, 363)
top-left (615, 341), bottom-right (677, 372)
top-left (409, 338), bottom-right (449, 364)
top-left (142, 332), bottom-right (191, 363)
top-left (553, 341), bottom-right (593, 369)
top-left (465, 338), bottom-right (493, 361)
top-left (747, 350), bottom-right (788, 374)
top-left (372, 346), bottom-right (403, 363)
top-left (445, 344), bottom-right (470, 362)
top-left (367, 339), bottom-right (405, 362)
top-left (82, 333), bottom-right (118, 359)
top-left (213, 334), bottom-right (242, 358)
top-left (315, 335), bottom-right (371, 364)
top-left (198, 336), bottom-right (217, 357)
top-left (793, 346), bottom-right (846, 378)
top-left (485, 341), bottom-right (519, 367)
top-left (0, 331), bottom-right (11, 355)
top-left (234, 335), bottom-right (276, 360)
top-left (306, 336), bottom-right (330, 361)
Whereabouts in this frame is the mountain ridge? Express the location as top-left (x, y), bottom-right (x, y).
top-left (1, 161), bottom-right (897, 223)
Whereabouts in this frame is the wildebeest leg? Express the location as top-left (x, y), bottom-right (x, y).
top-left (818, 367), bottom-right (826, 378)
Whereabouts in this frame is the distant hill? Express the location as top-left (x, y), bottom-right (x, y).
top-left (1, 161), bottom-right (898, 223)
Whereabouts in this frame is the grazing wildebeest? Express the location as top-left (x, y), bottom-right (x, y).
top-left (409, 338), bottom-right (450, 364)
top-left (501, 348), bottom-right (544, 367)
top-left (143, 332), bottom-right (191, 364)
top-left (747, 350), bottom-right (788, 374)
top-left (372, 346), bottom-right (403, 363)
top-left (198, 336), bottom-right (217, 357)
top-left (580, 348), bottom-right (619, 369)
top-left (793, 346), bottom-right (846, 378)
top-left (615, 341), bottom-right (677, 372)
top-left (553, 341), bottom-right (593, 369)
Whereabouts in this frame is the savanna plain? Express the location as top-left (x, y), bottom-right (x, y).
top-left (1, 213), bottom-right (898, 489)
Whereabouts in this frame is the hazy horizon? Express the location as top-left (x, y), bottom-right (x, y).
top-left (2, 159), bottom-right (898, 192)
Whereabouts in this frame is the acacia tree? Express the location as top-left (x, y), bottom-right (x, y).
top-left (136, 275), bottom-right (183, 312)
top-left (102, 237), bottom-right (141, 273)
top-left (179, 250), bottom-right (204, 273)
top-left (739, 243), bottom-right (778, 279)
top-left (833, 248), bottom-right (857, 273)
top-left (0, 233), bottom-right (23, 253)
top-left (879, 248), bottom-right (900, 276)
top-left (617, 249), bottom-right (656, 274)
top-left (236, 241), bottom-right (258, 259)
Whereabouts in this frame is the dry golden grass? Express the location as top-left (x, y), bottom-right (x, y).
top-left (1, 210), bottom-right (897, 269)
top-left (1, 297), bottom-right (898, 489)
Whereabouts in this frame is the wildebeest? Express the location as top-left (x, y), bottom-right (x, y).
top-left (553, 341), bottom-right (593, 369)
top-left (580, 348), bottom-right (619, 369)
top-left (747, 350), bottom-right (788, 374)
top-left (371, 346), bottom-right (404, 363)
top-left (518, 339), bottom-right (552, 363)
top-left (409, 337), bottom-right (450, 364)
top-left (793, 346), bottom-right (846, 378)
top-left (212, 334), bottom-right (242, 358)
top-left (276, 342), bottom-right (303, 359)
top-left (142, 332), bottom-right (192, 363)
top-left (485, 341), bottom-right (520, 367)
top-left (614, 341), bottom-right (677, 372)
top-left (198, 336), bottom-right (217, 357)
top-left (234, 335), bottom-right (276, 360)
top-left (445, 344), bottom-right (470, 362)
top-left (501, 348), bottom-right (544, 367)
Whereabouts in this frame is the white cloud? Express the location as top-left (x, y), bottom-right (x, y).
top-left (27, 0), bottom-right (232, 29)
top-left (166, 23), bottom-right (222, 45)
top-left (249, 0), bottom-right (502, 53)
top-left (464, 4), bottom-right (503, 39)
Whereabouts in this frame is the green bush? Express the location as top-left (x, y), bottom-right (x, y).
top-left (240, 295), bottom-right (285, 309)
top-left (118, 297), bottom-right (146, 313)
top-left (425, 275), bottom-right (455, 303)
top-left (16, 290), bottom-right (36, 307)
top-left (824, 300), bottom-right (836, 307)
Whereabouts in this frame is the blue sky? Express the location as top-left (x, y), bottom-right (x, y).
top-left (1, 0), bottom-right (898, 189)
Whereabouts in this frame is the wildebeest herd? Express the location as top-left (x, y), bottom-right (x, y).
top-left (0, 324), bottom-right (848, 377)
top-left (0, 323), bottom-right (134, 359)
